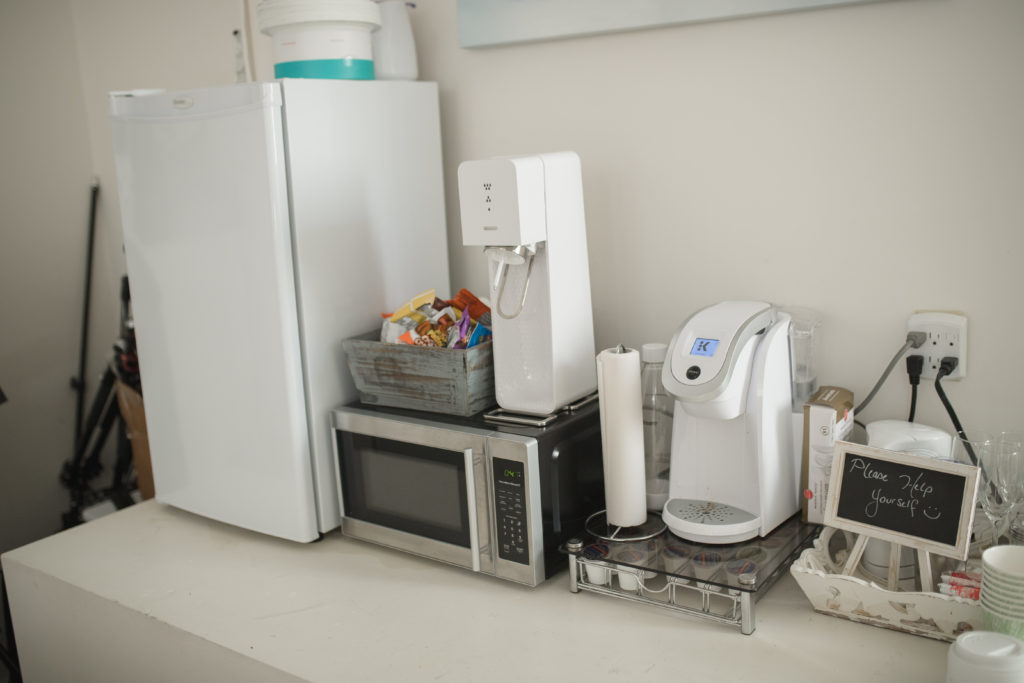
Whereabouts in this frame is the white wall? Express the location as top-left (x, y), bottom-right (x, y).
top-left (1, 0), bottom-right (1021, 553)
top-left (0, 1), bottom-right (96, 554)
top-left (410, 0), bottom-right (1024, 437)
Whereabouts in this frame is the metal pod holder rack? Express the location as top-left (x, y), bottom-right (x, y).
top-left (564, 512), bottom-right (820, 635)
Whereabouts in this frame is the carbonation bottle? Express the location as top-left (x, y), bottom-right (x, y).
top-left (641, 342), bottom-right (673, 512)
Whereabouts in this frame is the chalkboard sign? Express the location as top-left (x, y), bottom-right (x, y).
top-left (824, 441), bottom-right (980, 560)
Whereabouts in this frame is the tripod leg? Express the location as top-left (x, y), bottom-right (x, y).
top-left (80, 396), bottom-right (120, 485)
top-left (110, 413), bottom-right (134, 494)
top-left (61, 375), bottom-right (119, 529)
top-left (70, 366), bottom-right (116, 466)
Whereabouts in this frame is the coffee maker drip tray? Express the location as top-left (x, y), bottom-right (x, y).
top-left (663, 499), bottom-right (761, 544)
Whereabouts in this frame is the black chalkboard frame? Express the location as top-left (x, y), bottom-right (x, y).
top-left (823, 441), bottom-right (980, 560)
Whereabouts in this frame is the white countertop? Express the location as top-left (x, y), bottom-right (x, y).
top-left (2, 500), bottom-right (950, 682)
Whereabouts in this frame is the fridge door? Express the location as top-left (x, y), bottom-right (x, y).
top-left (279, 79), bottom-right (451, 533)
top-left (110, 83), bottom-right (319, 541)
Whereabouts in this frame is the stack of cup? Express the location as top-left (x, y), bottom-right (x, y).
top-left (981, 546), bottom-right (1024, 639)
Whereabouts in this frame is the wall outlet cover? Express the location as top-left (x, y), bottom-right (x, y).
top-left (907, 311), bottom-right (967, 380)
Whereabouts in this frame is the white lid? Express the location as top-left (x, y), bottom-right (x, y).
top-left (641, 342), bottom-right (667, 363)
top-left (949, 631), bottom-right (1024, 672)
top-left (865, 419), bottom-right (953, 460)
top-left (256, 0), bottom-right (382, 33)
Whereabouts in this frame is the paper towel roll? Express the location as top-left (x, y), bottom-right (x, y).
top-left (597, 346), bottom-right (648, 527)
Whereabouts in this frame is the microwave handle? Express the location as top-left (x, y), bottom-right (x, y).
top-left (464, 448), bottom-right (481, 572)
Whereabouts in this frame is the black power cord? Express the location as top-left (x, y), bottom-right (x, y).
top-left (934, 357), bottom-right (976, 466)
top-left (936, 357), bottom-right (1001, 509)
top-left (906, 355), bottom-right (924, 422)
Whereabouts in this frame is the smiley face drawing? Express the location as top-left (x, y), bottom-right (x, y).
top-left (923, 506), bottom-right (942, 520)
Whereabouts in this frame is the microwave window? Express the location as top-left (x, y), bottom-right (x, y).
top-left (338, 433), bottom-right (471, 548)
top-left (362, 451), bottom-right (463, 532)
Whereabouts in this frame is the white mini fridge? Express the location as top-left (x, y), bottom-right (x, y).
top-left (109, 80), bottom-right (450, 541)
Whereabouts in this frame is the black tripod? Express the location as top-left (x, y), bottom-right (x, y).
top-left (59, 276), bottom-right (140, 529)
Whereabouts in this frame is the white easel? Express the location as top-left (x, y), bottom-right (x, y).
top-left (840, 535), bottom-right (935, 592)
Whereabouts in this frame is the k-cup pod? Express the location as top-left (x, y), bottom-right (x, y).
top-left (690, 549), bottom-right (724, 590)
top-left (663, 538), bottom-right (692, 582)
top-left (725, 547), bottom-right (769, 580)
top-left (615, 538), bottom-right (659, 579)
top-left (582, 542), bottom-right (611, 585)
top-left (613, 548), bottom-right (646, 592)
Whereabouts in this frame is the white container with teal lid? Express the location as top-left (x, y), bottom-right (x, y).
top-left (257, 0), bottom-right (382, 80)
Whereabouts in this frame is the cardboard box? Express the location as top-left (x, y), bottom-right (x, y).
top-left (115, 381), bottom-right (155, 500)
top-left (801, 386), bottom-right (854, 524)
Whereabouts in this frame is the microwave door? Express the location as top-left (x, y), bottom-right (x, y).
top-left (332, 410), bottom-right (493, 575)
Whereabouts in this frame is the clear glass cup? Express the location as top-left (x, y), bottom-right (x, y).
top-left (957, 433), bottom-right (1021, 547)
top-left (956, 434), bottom-right (1001, 547)
top-left (994, 432), bottom-right (1024, 544)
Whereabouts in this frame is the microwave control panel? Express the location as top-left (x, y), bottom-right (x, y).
top-left (492, 457), bottom-right (529, 565)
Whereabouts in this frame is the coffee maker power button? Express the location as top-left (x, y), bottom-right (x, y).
top-left (686, 366), bottom-right (701, 380)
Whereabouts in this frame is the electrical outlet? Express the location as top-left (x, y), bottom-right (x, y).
top-left (907, 311), bottom-right (967, 380)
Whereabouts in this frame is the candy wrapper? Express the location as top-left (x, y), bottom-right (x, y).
top-left (381, 289), bottom-right (491, 349)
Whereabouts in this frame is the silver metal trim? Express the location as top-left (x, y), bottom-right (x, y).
top-left (483, 408), bottom-right (559, 427)
top-left (661, 302), bottom-right (775, 404)
top-left (333, 406), bottom-right (490, 453)
top-left (740, 591), bottom-right (755, 635)
top-left (567, 539), bottom-right (583, 593)
top-left (482, 391), bottom-right (598, 426)
top-left (332, 405), bottom-right (551, 587)
top-left (487, 434), bottom-right (544, 586)
top-left (474, 450), bottom-right (494, 576)
top-left (341, 517), bottom-right (475, 569)
top-left (331, 420), bottom-right (346, 531)
top-left (464, 448), bottom-right (480, 572)
top-left (564, 391), bottom-right (599, 412)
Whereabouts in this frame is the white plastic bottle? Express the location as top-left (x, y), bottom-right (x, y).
top-left (641, 343), bottom-right (672, 511)
top-left (372, 0), bottom-right (418, 80)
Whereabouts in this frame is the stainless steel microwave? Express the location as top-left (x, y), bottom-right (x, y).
top-left (331, 402), bottom-right (605, 586)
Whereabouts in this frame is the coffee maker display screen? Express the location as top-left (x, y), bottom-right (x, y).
top-left (690, 338), bottom-right (719, 357)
